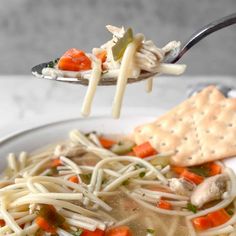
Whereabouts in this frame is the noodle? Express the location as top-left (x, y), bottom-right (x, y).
top-left (112, 34), bottom-right (144, 118)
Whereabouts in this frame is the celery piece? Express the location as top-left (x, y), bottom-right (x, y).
top-left (112, 28), bottom-right (133, 61)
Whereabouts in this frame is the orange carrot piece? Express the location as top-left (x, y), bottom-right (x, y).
top-left (82, 228), bottom-right (105, 236)
top-left (158, 199), bottom-right (172, 210)
top-left (0, 219), bottom-right (5, 227)
top-left (181, 169), bottom-right (204, 185)
top-left (35, 216), bottom-right (57, 233)
top-left (208, 162), bottom-right (221, 176)
top-left (58, 48), bottom-right (92, 71)
top-left (106, 226), bottom-right (133, 236)
top-left (171, 166), bottom-right (186, 175)
top-left (207, 209), bottom-right (231, 227)
top-left (51, 159), bottom-right (62, 168)
top-left (69, 175), bottom-right (79, 184)
top-left (96, 50), bottom-right (107, 63)
top-left (192, 216), bottom-right (213, 231)
top-left (132, 142), bottom-right (157, 158)
top-left (99, 137), bottom-right (116, 149)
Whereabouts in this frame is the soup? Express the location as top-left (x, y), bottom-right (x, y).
top-left (0, 130), bottom-right (235, 236)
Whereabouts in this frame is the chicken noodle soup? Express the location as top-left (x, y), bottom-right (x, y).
top-left (0, 130), bottom-right (236, 236)
top-left (42, 26), bottom-right (186, 118)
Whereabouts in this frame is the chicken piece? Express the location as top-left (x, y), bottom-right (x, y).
top-left (54, 144), bottom-right (86, 158)
top-left (191, 174), bottom-right (228, 208)
top-left (169, 178), bottom-right (195, 196)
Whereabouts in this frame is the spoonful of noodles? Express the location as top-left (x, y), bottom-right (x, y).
top-left (32, 13), bottom-right (236, 118)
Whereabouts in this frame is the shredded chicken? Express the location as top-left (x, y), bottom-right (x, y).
top-left (102, 25), bottom-right (181, 74)
top-left (54, 144), bottom-right (86, 158)
top-left (169, 178), bottom-right (195, 196)
top-left (191, 174), bottom-right (228, 208)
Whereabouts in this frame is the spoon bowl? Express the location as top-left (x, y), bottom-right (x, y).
top-left (31, 61), bottom-right (155, 86)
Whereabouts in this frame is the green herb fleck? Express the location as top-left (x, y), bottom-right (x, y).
top-left (227, 209), bottom-right (234, 216)
top-left (147, 228), bottom-right (155, 234)
top-left (47, 59), bottom-right (59, 68)
top-left (46, 167), bottom-right (58, 176)
top-left (73, 229), bottom-right (83, 236)
top-left (122, 179), bottom-right (130, 186)
top-left (187, 203), bottom-right (197, 213)
top-left (188, 166), bottom-right (209, 177)
top-left (112, 28), bottom-right (133, 61)
top-left (79, 173), bottom-right (92, 184)
top-left (139, 172), bottom-right (146, 178)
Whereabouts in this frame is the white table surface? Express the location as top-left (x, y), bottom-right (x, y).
top-left (0, 75), bottom-right (235, 138)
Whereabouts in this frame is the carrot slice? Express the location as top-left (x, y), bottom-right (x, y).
top-left (207, 209), bottom-right (230, 227)
top-left (171, 166), bottom-right (186, 175)
top-left (181, 169), bottom-right (204, 185)
top-left (99, 137), bottom-right (116, 149)
top-left (132, 142), bottom-right (157, 158)
top-left (96, 50), bottom-right (107, 63)
top-left (207, 162), bottom-right (221, 176)
top-left (58, 48), bottom-right (92, 71)
top-left (158, 199), bottom-right (172, 210)
top-left (0, 219), bottom-right (5, 227)
top-left (82, 228), bottom-right (105, 236)
top-left (51, 159), bottom-right (62, 168)
top-left (192, 216), bottom-right (213, 231)
top-left (35, 216), bottom-right (57, 233)
top-left (106, 226), bottom-right (133, 236)
top-left (68, 175), bottom-right (79, 184)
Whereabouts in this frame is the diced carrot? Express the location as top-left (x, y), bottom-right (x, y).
top-left (207, 162), bottom-right (221, 176)
top-left (51, 159), bottom-right (62, 168)
top-left (181, 169), bottom-right (204, 185)
top-left (35, 216), bottom-right (57, 233)
top-left (132, 142), bottom-right (157, 158)
top-left (0, 219), bottom-right (5, 227)
top-left (69, 175), bottom-right (79, 184)
top-left (171, 166), bottom-right (186, 175)
top-left (58, 48), bottom-right (92, 71)
top-left (96, 50), bottom-right (107, 63)
top-left (207, 209), bottom-right (231, 227)
top-left (106, 226), bottom-right (133, 236)
top-left (192, 216), bottom-right (213, 231)
top-left (158, 199), bottom-right (172, 210)
top-left (99, 137), bottom-right (116, 149)
top-left (82, 228), bottom-right (105, 236)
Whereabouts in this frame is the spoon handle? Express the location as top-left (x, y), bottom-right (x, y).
top-left (172, 13), bottom-right (236, 63)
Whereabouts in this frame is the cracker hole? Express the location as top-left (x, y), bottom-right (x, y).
top-left (200, 112), bottom-right (205, 115)
top-left (161, 142), bottom-right (166, 146)
top-left (179, 118), bottom-right (183, 122)
top-left (211, 150), bottom-right (215, 154)
top-left (205, 130), bottom-right (210, 134)
top-left (212, 116), bottom-right (217, 120)
top-left (170, 130), bottom-right (175, 134)
top-left (220, 136), bottom-right (224, 140)
top-left (228, 123), bottom-right (233, 127)
top-left (149, 136), bottom-right (153, 140)
top-left (188, 157), bottom-right (192, 160)
top-left (184, 137), bottom-right (188, 141)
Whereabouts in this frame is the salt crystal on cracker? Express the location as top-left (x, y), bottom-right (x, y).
top-left (133, 86), bottom-right (236, 166)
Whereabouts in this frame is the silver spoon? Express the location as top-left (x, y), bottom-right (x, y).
top-left (32, 13), bottom-right (236, 86)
